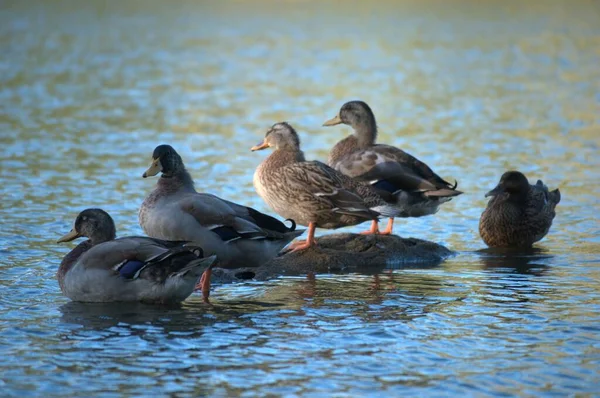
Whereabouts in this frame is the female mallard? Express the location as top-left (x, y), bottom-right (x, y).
top-left (479, 171), bottom-right (560, 248)
top-left (251, 122), bottom-right (397, 251)
top-left (57, 208), bottom-right (216, 303)
top-left (139, 145), bottom-right (303, 300)
top-left (323, 100), bottom-right (463, 235)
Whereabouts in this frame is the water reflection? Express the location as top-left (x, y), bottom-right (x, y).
top-left (1, 0), bottom-right (600, 395)
top-left (477, 247), bottom-right (552, 275)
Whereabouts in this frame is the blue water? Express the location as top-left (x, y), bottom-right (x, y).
top-left (1, 1), bottom-right (599, 396)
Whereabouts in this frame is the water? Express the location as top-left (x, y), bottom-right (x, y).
top-left (1, 0), bottom-right (599, 395)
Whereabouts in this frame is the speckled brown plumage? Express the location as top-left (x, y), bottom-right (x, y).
top-left (479, 171), bottom-right (561, 248)
top-left (252, 122), bottom-right (395, 230)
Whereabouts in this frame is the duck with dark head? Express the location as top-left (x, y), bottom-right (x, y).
top-left (479, 171), bottom-right (560, 248)
top-left (323, 100), bottom-right (463, 236)
top-left (139, 144), bottom-right (303, 302)
top-left (57, 208), bottom-right (216, 303)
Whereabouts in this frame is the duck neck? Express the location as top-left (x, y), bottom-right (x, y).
top-left (57, 240), bottom-right (93, 292)
top-left (508, 188), bottom-right (529, 204)
top-left (157, 168), bottom-right (196, 194)
top-left (353, 118), bottom-right (377, 148)
top-left (262, 148), bottom-right (305, 171)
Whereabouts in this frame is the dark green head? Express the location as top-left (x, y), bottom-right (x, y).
top-left (57, 208), bottom-right (116, 245)
top-left (143, 144), bottom-right (185, 178)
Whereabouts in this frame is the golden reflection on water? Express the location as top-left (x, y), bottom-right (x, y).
top-left (0, 1), bottom-right (600, 395)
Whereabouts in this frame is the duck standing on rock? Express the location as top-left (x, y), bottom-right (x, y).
top-left (139, 144), bottom-right (303, 302)
top-left (57, 208), bottom-right (216, 303)
top-left (479, 171), bottom-right (560, 248)
top-left (251, 122), bottom-right (397, 252)
top-left (323, 100), bottom-right (463, 235)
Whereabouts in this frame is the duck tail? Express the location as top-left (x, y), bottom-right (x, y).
top-left (424, 188), bottom-right (464, 198)
top-left (549, 188), bottom-right (561, 206)
top-left (170, 255), bottom-right (217, 279)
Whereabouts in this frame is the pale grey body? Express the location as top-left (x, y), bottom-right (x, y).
top-left (139, 170), bottom-right (302, 269)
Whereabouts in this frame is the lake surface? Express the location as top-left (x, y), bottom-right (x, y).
top-left (1, 0), bottom-right (599, 396)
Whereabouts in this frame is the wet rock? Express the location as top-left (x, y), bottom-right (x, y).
top-left (211, 233), bottom-right (452, 284)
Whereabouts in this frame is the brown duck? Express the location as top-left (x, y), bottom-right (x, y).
top-left (479, 171), bottom-right (561, 248)
top-left (251, 122), bottom-right (397, 251)
top-left (323, 100), bottom-right (463, 235)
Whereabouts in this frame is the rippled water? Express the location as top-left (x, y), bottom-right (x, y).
top-left (1, 1), bottom-right (599, 396)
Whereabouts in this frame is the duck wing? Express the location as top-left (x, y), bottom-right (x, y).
top-left (179, 193), bottom-right (299, 242)
top-left (336, 144), bottom-right (462, 197)
top-left (80, 237), bottom-right (213, 281)
top-left (284, 160), bottom-right (381, 219)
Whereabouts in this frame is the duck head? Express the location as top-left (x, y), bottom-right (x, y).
top-left (323, 100), bottom-right (374, 127)
top-left (251, 122), bottom-right (301, 152)
top-left (57, 208), bottom-right (116, 245)
top-left (485, 171), bottom-right (530, 201)
top-left (143, 145), bottom-right (185, 178)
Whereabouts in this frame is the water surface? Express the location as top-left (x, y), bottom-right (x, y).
top-left (1, 0), bottom-right (599, 396)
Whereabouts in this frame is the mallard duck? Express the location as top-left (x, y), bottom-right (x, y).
top-left (251, 122), bottom-right (397, 251)
top-left (323, 100), bottom-right (463, 235)
top-left (479, 171), bottom-right (560, 248)
top-left (57, 208), bottom-right (216, 303)
top-left (139, 144), bottom-right (303, 299)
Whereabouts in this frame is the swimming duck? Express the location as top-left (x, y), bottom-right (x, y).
top-left (251, 122), bottom-right (397, 251)
top-left (57, 208), bottom-right (216, 303)
top-left (323, 100), bottom-right (463, 235)
top-left (479, 171), bottom-right (560, 248)
top-left (139, 144), bottom-right (303, 300)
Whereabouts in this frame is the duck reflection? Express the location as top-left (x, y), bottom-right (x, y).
top-left (476, 247), bottom-right (552, 276)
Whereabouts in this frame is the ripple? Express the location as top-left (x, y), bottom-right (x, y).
top-left (1, 0), bottom-right (600, 396)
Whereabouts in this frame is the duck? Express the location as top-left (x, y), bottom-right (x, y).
top-left (479, 171), bottom-right (561, 248)
top-left (139, 144), bottom-right (303, 300)
top-left (57, 208), bottom-right (216, 303)
top-left (251, 122), bottom-right (397, 251)
top-left (323, 100), bottom-right (463, 235)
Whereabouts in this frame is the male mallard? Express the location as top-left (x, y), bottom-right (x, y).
top-left (139, 145), bottom-right (303, 300)
top-left (251, 122), bottom-right (397, 251)
top-left (57, 208), bottom-right (216, 303)
top-left (479, 171), bottom-right (560, 248)
top-left (323, 100), bottom-right (463, 235)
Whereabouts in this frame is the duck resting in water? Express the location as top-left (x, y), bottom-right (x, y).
top-left (479, 171), bottom-right (560, 248)
top-left (57, 208), bottom-right (216, 303)
top-left (323, 100), bottom-right (463, 235)
top-left (251, 121), bottom-right (398, 251)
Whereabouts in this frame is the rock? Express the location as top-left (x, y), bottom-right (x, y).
top-left (211, 233), bottom-right (452, 284)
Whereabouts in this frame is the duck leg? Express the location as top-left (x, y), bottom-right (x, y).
top-left (379, 218), bottom-right (394, 235)
top-left (195, 269), bottom-right (212, 303)
top-left (360, 220), bottom-right (380, 235)
top-left (287, 222), bottom-right (317, 252)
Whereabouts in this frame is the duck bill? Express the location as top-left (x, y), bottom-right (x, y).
top-left (251, 140), bottom-right (269, 151)
top-left (57, 229), bottom-right (80, 243)
top-left (323, 114), bottom-right (342, 126)
top-left (485, 185), bottom-right (503, 198)
top-left (142, 158), bottom-right (162, 178)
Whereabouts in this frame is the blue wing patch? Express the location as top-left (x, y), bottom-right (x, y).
top-left (372, 180), bottom-right (398, 193)
top-left (118, 260), bottom-right (146, 279)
